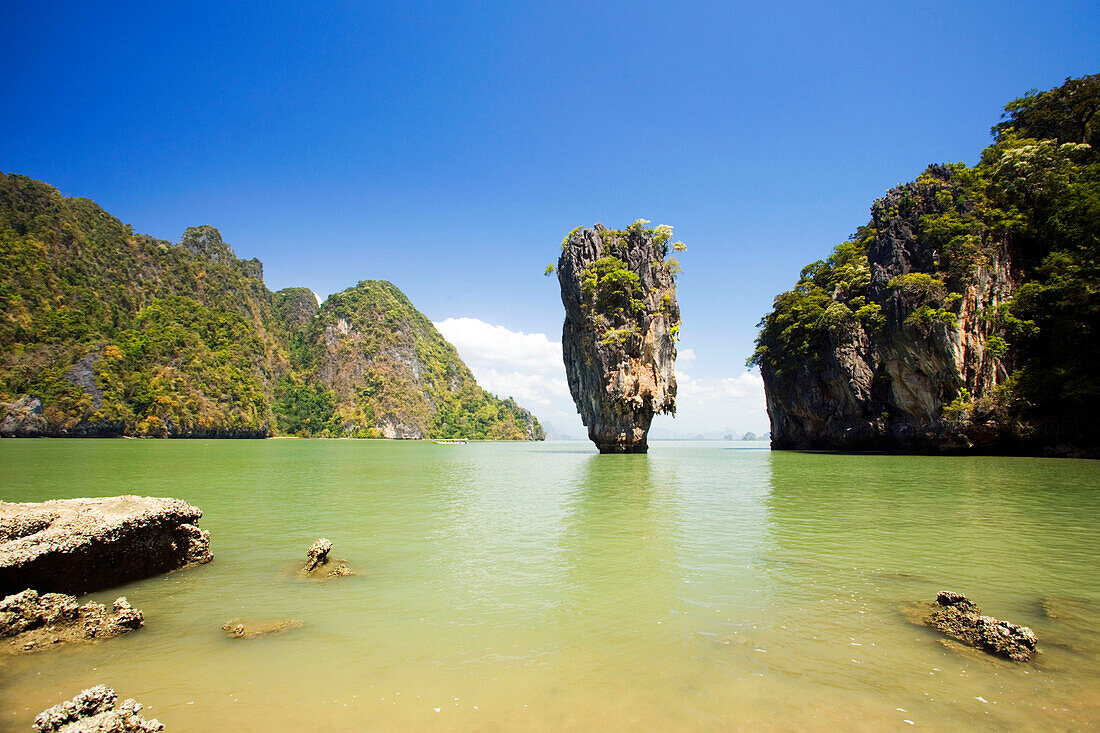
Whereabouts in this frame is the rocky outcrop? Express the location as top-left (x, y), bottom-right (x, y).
top-left (907, 591), bottom-right (1038, 662)
top-left (0, 496), bottom-right (212, 596)
top-left (557, 222), bottom-right (680, 453)
top-left (0, 395), bottom-right (47, 437)
top-left (272, 287), bottom-right (320, 329)
top-left (34, 685), bottom-right (163, 732)
top-left (179, 225), bottom-right (233, 265)
top-left (760, 166), bottom-right (1018, 452)
top-left (0, 393), bottom-right (127, 437)
top-left (299, 537), bottom-right (352, 577)
top-left (304, 538), bottom-right (332, 572)
top-left (1, 590), bottom-right (143, 654)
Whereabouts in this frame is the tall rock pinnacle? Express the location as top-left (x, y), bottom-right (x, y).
top-left (557, 220), bottom-right (681, 453)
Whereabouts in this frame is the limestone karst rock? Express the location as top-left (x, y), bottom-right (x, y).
top-left (1, 590), bottom-right (144, 655)
top-left (754, 165), bottom-right (1017, 452)
top-left (0, 496), bottom-right (212, 596)
top-left (298, 537), bottom-right (353, 577)
top-left (557, 221), bottom-right (681, 453)
top-left (0, 173), bottom-right (544, 442)
top-left (752, 76), bottom-right (1100, 455)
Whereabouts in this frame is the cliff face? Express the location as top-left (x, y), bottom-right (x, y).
top-left (759, 167), bottom-right (1016, 452)
top-left (754, 76), bottom-right (1100, 455)
top-left (0, 173), bottom-right (544, 440)
top-left (557, 221), bottom-right (680, 453)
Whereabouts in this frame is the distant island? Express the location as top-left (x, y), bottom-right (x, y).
top-left (750, 74), bottom-right (1099, 456)
top-left (0, 175), bottom-right (543, 440)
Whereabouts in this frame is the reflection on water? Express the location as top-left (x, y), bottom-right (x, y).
top-left (0, 440), bottom-right (1097, 730)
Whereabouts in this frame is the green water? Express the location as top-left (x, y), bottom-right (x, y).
top-left (1, 440), bottom-right (1098, 731)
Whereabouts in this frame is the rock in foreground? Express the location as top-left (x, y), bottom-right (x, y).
top-left (910, 591), bottom-right (1038, 662)
top-left (34, 685), bottom-right (163, 732)
top-left (0, 496), bottom-right (212, 596)
top-left (1, 589), bottom-right (143, 654)
top-left (557, 221), bottom-right (681, 453)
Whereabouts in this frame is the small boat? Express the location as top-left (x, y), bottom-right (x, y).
top-left (430, 438), bottom-right (469, 445)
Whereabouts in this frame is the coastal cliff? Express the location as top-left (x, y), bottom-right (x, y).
top-left (750, 75), bottom-right (1100, 454)
top-left (0, 174), bottom-right (544, 440)
top-left (557, 221), bottom-right (681, 453)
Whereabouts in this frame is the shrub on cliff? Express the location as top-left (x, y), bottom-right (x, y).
top-left (750, 74), bottom-right (1100, 448)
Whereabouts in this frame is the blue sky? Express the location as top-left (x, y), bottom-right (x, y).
top-left (3, 1), bottom-right (1098, 436)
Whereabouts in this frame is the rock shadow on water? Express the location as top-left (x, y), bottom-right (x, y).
top-left (556, 456), bottom-right (682, 633)
top-left (1037, 596), bottom-right (1100, 658)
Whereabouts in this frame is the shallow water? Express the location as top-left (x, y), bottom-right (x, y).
top-left (1, 439), bottom-right (1098, 731)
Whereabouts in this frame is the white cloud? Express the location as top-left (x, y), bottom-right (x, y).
top-left (434, 317), bottom-right (770, 438)
top-left (669, 370), bottom-right (769, 434)
top-left (434, 317), bottom-right (573, 407)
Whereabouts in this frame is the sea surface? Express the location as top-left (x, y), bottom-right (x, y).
top-left (1, 439), bottom-right (1098, 731)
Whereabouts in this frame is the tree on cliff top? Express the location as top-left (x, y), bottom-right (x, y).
top-left (751, 73), bottom-right (1100, 447)
top-left (994, 74), bottom-right (1100, 147)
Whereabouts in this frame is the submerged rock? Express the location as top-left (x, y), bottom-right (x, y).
top-left (33, 685), bottom-right (163, 732)
top-left (221, 618), bottom-right (304, 639)
top-left (1040, 596), bottom-right (1100, 655)
top-left (0, 496), bottom-right (212, 596)
top-left (299, 538), bottom-right (353, 578)
top-left (1, 589), bottom-right (143, 655)
top-left (557, 221), bottom-right (681, 453)
top-left (909, 590), bottom-right (1038, 662)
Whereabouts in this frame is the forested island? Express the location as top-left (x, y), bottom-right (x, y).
top-left (750, 75), bottom-right (1099, 456)
top-left (0, 176), bottom-right (544, 440)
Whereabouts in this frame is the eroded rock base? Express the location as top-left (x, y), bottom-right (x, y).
top-left (0, 496), bottom-right (212, 596)
top-left (34, 685), bottom-right (163, 732)
top-left (597, 441), bottom-right (649, 454)
top-left (1, 589), bottom-right (143, 654)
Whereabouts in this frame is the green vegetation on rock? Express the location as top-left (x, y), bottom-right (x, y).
top-left (750, 74), bottom-right (1100, 448)
top-left (289, 280), bottom-right (544, 440)
top-left (0, 173), bottom-right (543, 440)
top-left (574, 220), bottom-right (683, 346)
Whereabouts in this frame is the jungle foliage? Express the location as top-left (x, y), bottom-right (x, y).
top-left (0, 174), bottom-right (543, 440)
top-left (749, 74), bottom-right (1100, 442)
top-left (574, 219), bottom-right (682, 345)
